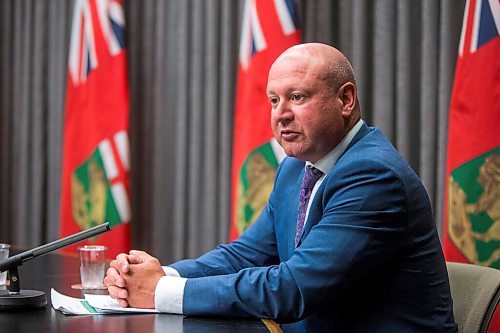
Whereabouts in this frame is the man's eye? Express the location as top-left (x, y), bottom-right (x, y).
top-left (269, 97), bottom-right (279, 106)
top-left (291, 94), bottom-right (303, 101)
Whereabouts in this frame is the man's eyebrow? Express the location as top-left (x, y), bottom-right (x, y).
top-left (267, 87), bottom-right (296, 94)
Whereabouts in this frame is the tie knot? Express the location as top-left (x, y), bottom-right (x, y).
top-left (302, 166), bottom-right (323, 190)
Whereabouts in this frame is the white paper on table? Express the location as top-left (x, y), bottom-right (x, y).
top-left (51, 289), bottom-right (98, 315)
top-left (84, 293), bottom-right (160, 313)
top-left (51, 288), bottom-right (160, 315)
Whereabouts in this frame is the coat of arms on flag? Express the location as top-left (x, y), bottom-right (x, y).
top-left (71, 131), bottom-right (131, 231)
top-left (236, 140), bottom-right (284, 236)
top-left (448, 148), bottom-right (500, 267)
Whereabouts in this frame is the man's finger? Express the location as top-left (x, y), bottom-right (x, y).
top-left (108, 285), bottom-right (128, 300)
top-left (114, 253), bottom-right (132, 273)
top-left (117, 298), bottom-right (129, 308)
top-left (129, 250), bottom-right (156, 263)
top-left (104, 267), bottom-right (125, 288)
top-left (127, 254), bottom-right (143, 264)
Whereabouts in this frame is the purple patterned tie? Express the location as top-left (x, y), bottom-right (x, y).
top-left (295, 166), bottom-right (324, 247)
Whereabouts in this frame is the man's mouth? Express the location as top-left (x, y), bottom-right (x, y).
top-left (280, 130), bottom-right (299, 141)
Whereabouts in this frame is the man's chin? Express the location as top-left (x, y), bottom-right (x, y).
top-left (281, 146), bottom-right (295, 157)
top-left (282, 147), bottom-right (304, 160)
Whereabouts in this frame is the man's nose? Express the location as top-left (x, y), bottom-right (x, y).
top-left (274, 100), bottom-right (293, 122)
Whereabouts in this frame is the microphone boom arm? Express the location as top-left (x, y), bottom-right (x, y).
top-left (0, 222), bottom-right (111, 274)
top-left (0, 222), bottom-right (110, 307)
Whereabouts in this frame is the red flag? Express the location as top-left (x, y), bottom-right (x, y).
top-left (230, 0), bottom-right (301, 241)
top-left (443, 0), bottom-right (500, 269)
top-left (60, 0), bottom-right (131, 258)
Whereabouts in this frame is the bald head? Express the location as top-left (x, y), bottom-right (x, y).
top-left (271, 43), bottom-right (357, 92)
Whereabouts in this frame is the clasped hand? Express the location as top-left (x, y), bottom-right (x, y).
top-left (104, 250), bottom-right (166, 308)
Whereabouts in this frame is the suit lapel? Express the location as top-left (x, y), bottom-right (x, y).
top-left (300, 180), bottom-right (326, 244)
top-left (298, 123), bottom-right (372, 244)
top-left (287, 166), bottom-right (304, 256)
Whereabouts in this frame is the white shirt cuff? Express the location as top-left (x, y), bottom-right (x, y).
top-left (162, 266), bottom-right (181, 277)
top-left (154, 275), bottom-right (187, 314)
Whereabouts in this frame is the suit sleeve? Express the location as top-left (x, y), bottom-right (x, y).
top-left (179, 158), bottom-right (410, 322)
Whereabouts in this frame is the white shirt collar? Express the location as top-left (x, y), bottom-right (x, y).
top-left (306, 119), bottom-right (363, 175)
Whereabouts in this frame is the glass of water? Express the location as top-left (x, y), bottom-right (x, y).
top-left (78, 245), bottom-right (107, 289)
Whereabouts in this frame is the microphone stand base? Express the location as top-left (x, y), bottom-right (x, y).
top-left (0, 289), bottom-right (47, 310)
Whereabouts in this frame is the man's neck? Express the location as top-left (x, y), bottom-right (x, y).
top-left (308, 119), bottom-right (363, 174)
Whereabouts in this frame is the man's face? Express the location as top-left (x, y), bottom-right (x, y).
top-left (267, 54), bottom-right (346, 163)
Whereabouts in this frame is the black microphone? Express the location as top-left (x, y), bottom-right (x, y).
top-left (0, 222), bottom-right (111, 310)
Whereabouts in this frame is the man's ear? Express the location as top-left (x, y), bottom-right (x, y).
top-left (338, 82), bottom-right (356, 116)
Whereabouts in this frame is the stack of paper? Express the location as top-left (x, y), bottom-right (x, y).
top-left (51, 288), bottom-right (160, 315)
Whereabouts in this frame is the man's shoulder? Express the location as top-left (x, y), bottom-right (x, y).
top-left (337, 126), bottom-right (422, 188)
top-left (342, 126), bottom-right (404, 166)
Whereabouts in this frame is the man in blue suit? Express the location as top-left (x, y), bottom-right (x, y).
top-left (105, 43), bottom-right (457, 332)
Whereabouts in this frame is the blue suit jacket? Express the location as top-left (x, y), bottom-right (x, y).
top-left (171, 124), bottom-right (457, 332)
